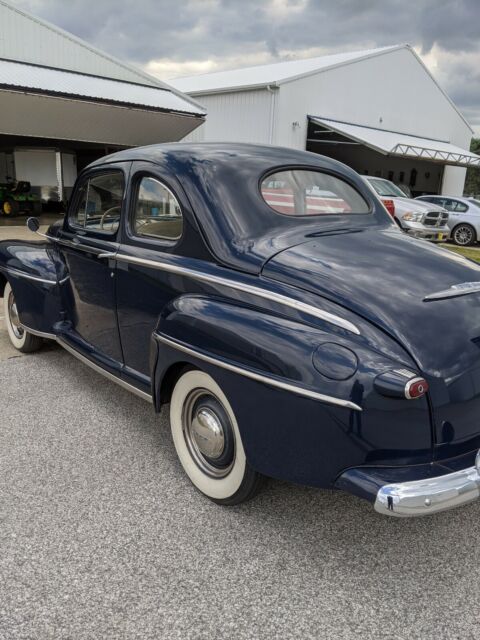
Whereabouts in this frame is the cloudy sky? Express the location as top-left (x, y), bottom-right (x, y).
top-left (14, 0), bottom-right (480, 133)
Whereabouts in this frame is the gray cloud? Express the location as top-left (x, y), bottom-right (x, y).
top-left (13, 0), bottom-right (480, 133)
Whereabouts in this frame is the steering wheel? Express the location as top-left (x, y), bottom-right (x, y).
top-left (99, 206), bottom-right (121, 230)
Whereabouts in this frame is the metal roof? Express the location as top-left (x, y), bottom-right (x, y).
top-left (171, 45), bottom-right (402, 94)
top-left (310, 117), bottom-right (480, 168)
top-left (0, 58), bottom-right (205, 116)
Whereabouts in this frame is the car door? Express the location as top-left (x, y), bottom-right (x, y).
top-left (114, 161), bottom-right (211, 393)
top-left (56, 163), bottom-right (129, 370)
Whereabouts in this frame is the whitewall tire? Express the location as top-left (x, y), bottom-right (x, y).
top-left (3, 282), bottom-right (43, 353)
top-left (170, 369), bottom-right (264, 504)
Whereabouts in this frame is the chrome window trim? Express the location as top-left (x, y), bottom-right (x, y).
top-left (113, 253), bottom-right (360, 335)
top-left (56, 237), bottom-right (118, 257)
top-left (57, 337), bottom-right (152, 403)
top-left (155, 332), bottom-right (362, 411)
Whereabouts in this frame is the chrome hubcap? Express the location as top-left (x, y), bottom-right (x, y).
top-left (8, 290), bottom-right (24, 339)
top-left (191, 408), bottom-right (225, 459)
top-left (182, 389), bottom-right (235, 478)
top-left (455, 226), bottom-right (473, 245)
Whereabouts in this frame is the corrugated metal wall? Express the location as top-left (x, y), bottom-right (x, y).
top-left (275, 47), bottom-right (472, 151)
top-left (181, 90), bottom-right (273, 143)
top-left (0, 0), bottom-right (157, 86)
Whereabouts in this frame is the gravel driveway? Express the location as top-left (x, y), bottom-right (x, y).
top-left (1, 337), bottom-right (479, 639)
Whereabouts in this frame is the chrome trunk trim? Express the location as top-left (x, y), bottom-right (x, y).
top-left (424, 282), bottom-right (480, 301)
top-left (113, 253), bottom-right (360, 335)
top-left (155, 333), bottom-right (362, 411)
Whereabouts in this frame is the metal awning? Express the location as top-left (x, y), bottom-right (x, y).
top-left (0, 59), bottom-right (205, 147)
top-left (0, 58), bottom-right (204, 115)
top-left (309, 117), bottom-right (480, 168)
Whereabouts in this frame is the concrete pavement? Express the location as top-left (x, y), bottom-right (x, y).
top-left (1, 318), bottom-right (480, 639)
top-left (1, 221), bottom-right (479, 638)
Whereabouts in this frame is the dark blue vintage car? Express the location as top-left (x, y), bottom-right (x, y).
top-left (2, 143), bottom-right (480, 516)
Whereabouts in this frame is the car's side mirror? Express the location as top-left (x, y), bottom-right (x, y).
top-left (26, 217), bottom-right (40, 233)
top-left (26, 216), bottom-right (51, 240)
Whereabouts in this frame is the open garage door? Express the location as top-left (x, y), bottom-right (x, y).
top-left (307, 117), bottom-right (480, 196)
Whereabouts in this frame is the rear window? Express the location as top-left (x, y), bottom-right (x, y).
top-left (261, 170), bottom-right (369, 216)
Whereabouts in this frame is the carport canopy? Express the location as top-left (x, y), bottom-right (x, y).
top-left (309, 116), bottom-right (480, 168)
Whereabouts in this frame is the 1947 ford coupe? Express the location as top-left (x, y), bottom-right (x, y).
top-left (2, 143), bottom-right (480, 517)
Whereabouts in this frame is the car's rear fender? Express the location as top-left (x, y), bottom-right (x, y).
top-left (152, 294), bottom-right (434, 487)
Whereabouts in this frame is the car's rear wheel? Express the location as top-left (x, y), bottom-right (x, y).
top-left (3, 282), bottom-right (43, 353)
top-left (170, 369), bottom-right (264, 504)
top-left (2, 198), bottom-right (19, 217)
top-left (452, 223), bottom-right (476, 246)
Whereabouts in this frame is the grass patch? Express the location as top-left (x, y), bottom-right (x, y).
top-left (442, 245), bottom-right (480, 262)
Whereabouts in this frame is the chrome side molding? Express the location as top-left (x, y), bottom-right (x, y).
top-left (113, 253), bottom-right (360, 335)
top-left (155, 332), bottom-right (362, 411)
top-left (56, 337), bottom-right (152, 403)
top-left (20, 324), bottom-right (56, 340)
top-left (3, 266), bottom-right (57, 285)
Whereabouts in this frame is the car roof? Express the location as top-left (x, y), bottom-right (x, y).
top-left (419, 194), bottom-right (469, 201)
top-left (88, 143), bottom-right (388, 274)
top-left (89, 142), bottom-right (339, 169)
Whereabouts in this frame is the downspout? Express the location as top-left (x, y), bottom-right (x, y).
top-left (55, 150), bottom-right (64, 205)
top-left (266, 84), bottom-right (278, 145)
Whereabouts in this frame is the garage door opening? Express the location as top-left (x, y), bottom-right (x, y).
top-left (0, 135), bottom-right (126, 227)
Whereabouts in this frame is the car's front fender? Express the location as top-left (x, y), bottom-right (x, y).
top-left (0, 240), bottom-right (65, 334)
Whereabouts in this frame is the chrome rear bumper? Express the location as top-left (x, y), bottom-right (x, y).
top-left (375, 463), bottom-right (480, 517)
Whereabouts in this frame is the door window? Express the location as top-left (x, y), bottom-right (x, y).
top-left (71, 172), bottom-right (124, 233)
top-left (132, 176), bottom-right (183, 241)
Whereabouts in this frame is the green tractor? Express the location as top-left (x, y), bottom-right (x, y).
top-left (0, 181), bottom-right (42, 217)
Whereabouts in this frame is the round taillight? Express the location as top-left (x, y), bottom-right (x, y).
top-left (405, 377), bottom-right (429, 399)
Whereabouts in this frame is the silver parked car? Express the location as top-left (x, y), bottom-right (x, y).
top-left (415, 195), bottom-right (480, 246)
top-left (363, 177), bottom-right (449, 242)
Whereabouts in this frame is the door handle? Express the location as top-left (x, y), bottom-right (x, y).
top-left (97, 252), bottom-right (117, 260)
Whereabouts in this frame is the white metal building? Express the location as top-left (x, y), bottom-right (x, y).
top-left (0, 0), bottom-right (204, 207)
top-left (172, 45), bottom-right (479, 196)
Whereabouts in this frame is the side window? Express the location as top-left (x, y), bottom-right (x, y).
top-left (452, 200), bottom-right (469, 212)
top-left (71, 172), bottom-right (124, 233)
top-left (442, 198), bottom-right (456, 212)
top-left (133, 176), bottom-right (183, 241)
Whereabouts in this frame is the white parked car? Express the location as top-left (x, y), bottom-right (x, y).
top-left (363, 177), bottom-right (450, 242)
top-left (415, 195), bottom-right (480, 246)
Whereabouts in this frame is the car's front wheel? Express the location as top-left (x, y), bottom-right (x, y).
top-left (170, 369), bottom-right (264, 504)
top-left (452, 223), bottom-right (476, 246)
top-left (3, 282), bottom-right (43, 352)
